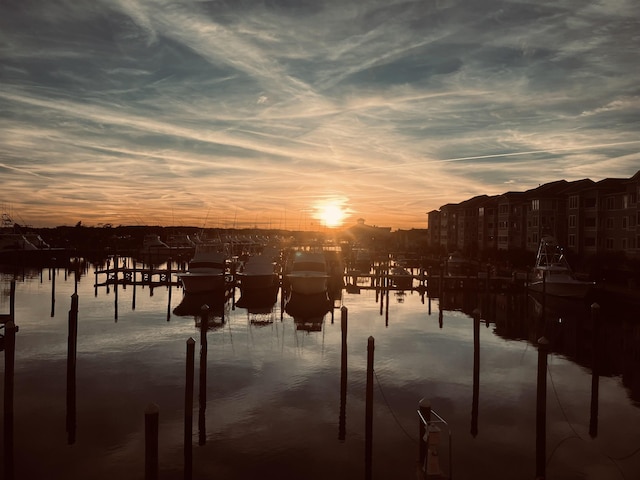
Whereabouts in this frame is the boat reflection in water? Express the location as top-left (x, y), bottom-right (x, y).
top-left (236, 285), bottom-right (279, 318)
top-left (172, 290), bottom-right (229, 328)
top-left (285, 290), bottom-right (332, 332)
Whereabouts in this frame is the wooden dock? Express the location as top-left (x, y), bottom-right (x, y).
top-left (94, 266), bottom-right (184, 288)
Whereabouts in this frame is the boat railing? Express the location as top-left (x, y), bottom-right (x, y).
top-left (417, 403), bottom-right (452, 479)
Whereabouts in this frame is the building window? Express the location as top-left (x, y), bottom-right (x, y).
top-left (607, 217), bottom-right (615, 229)
top-left (532, 232), bottom-right (538, 244)
top-left (569, 196), bottom-right (578, 209)
top-left (585, 237), bottom-right (596, 247)
top-left (568, 215), bottom-right (576, 228)
top-left (532, 217), bottom-right (538, 227)
top-left (631, 192), bottom-right (637, 204)
top-left (585, 217), bottom-right (596, 228)
top-left (606, 238), bottom-right (614, 250)
top-left (499, 205), bottom-right (508, 214)
top-left (606, 197), bottom-right (615, 210)
top-left (585, 197), bottom-right (597, 208)
top-left (622, 216), bottom-right (628, 229)
top-left (531, 199), bottom-right (539, 211)
top-left (623, 195), bottom-right (629, 209)
top-left (478, 207), bottom-right (484, 216)
top-left (622, 238), bottom-right (628, 250)
top-left (568, 234), bottom-right (576, 247)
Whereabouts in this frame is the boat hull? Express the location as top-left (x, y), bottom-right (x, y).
top-left (528, 280), bottom-right (593, 299)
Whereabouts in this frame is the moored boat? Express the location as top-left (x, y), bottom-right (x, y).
top-left (175, 244), bottom-right (227, 293)
top-left (236, 247), bottom-right (280, 293)
top-left (138, 234), bottom-right (193, 262)
top-left (285, 251), bottom-right (329, 295)
top-left (1, 214), bottom-right (72, 265)
top-left (529, 236), bottom-right (594, 299)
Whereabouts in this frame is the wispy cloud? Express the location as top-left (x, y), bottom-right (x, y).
top-left (0, 0), bottom-right (638, 228)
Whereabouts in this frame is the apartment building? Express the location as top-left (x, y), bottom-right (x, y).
top-left (427, 170), bottom-right (640, 260)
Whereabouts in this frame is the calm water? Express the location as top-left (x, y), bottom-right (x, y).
top-left (1, 262), bottom-right (640, 480)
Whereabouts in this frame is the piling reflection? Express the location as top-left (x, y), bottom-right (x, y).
top-left (471, 309), bottom-right (480, 438)
top-left (66, 294), bottom-right (79, 445)
top-left (198, 306), bottom-right (209, 446)
top-left (338, 306), bottom-right (348, 441)
top-left (172, 291), bottom-right (230, 323)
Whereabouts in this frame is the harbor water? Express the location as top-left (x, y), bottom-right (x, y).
top-left (1, 262), bottom-right (640, 479)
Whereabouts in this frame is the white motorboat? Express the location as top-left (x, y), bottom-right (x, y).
top-left (285, 251), bottom-right (329, 295)
top-left (529, 236), bottom-right (594, 299)
top-left (1, 213), bottom-right (69, 264)
top-left (236, 247), bottom-right (280, 293)
top-left (139, 234), bottom-right (194, 262)
top-left (176, 245), bottom-right (227, 293)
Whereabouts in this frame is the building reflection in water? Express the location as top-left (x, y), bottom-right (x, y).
top-left (430, 288), bottom-right (640, 408)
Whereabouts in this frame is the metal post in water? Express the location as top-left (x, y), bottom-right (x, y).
top-left (365, 336), bottom-right (374, 480)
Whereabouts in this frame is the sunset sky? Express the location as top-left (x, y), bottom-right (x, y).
top-left (1, 0), bottom-right (639, 230)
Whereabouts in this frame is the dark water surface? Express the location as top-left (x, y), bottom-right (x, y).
top-left (1, 263), bottom-right (640, 479)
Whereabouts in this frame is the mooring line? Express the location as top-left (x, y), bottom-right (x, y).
top-left (373, 369), bottom-right (417, 444)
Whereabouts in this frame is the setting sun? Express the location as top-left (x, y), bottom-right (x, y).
top-left (313, 199), bottom-right (349, 228)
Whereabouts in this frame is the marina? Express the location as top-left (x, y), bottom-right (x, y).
top-left (1, 256), bottom-right (639, 480)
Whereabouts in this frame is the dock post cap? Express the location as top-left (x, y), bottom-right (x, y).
top-left (200, 304), bottom-right (210, 311)
top-left (472, 308), bottom-right (481, 317)
top-left (419, 398), bottom-right (431, 409)
top-left (186, 337), bottom-right (196, 345)
top-left (590, 302), bottom-right (600, 310)
top-left (537, 336), bottom-right (549, 346)
top-left (145, 403), bottom-right (160, 414)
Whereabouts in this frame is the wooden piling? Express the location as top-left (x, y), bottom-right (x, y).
top-left (536, 337), bottom-right (549, 479)
top-left (145, 403), bottom-right (160, 480)
top-left (365, 336), bottom-right (374, 480)
top-left (184, 338), bottom-right (195, 480)
top-left (418, 398), bottom-right (431, 468)
top-left (4, 320), bottom-right (16, 480)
